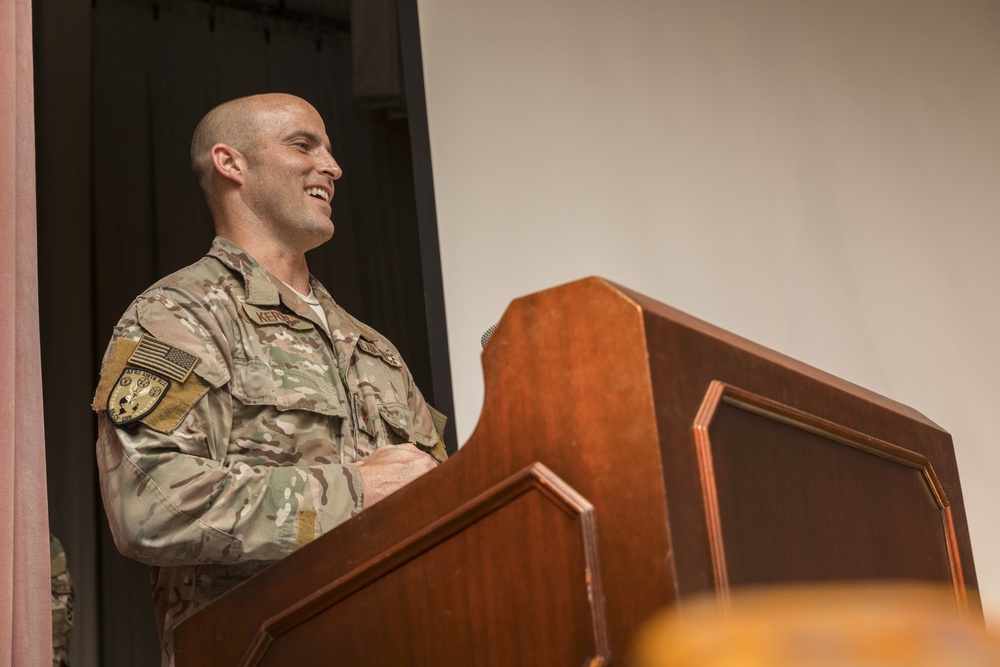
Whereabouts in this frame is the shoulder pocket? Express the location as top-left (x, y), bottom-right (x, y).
top-left (137, 296), bottom-right (231, 388)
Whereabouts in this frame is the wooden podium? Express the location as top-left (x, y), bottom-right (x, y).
top-left (174, 278), bottom-right (978, 666)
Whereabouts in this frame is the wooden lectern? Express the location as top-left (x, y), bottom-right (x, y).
top-left (174, 278), bottom-right (978, 666)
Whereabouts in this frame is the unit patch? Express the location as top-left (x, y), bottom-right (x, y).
top-left (243, 304), bottom-right (315, 331)
top-left (108, 367), bottom-right (171, 425)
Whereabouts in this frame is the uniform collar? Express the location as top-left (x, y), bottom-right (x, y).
top-left (207, 236), bottom-right (364, 344)
top-left (207, 238), bottom-right (405, 379)
top-left (208, 236), bottom-right (282, 306)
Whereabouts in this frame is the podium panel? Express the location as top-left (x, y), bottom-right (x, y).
top-left (694, 382), bottom-right (962, 599)
top-left (232, 465), bottom-right (608, 667)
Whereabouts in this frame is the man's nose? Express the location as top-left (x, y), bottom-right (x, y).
top-left (320, 153), bottom-right (342, 181)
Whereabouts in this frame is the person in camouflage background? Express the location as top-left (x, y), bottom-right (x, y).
top-left (92, 94), bottom-right (445, 666)
top-left (50, 534), bottom-right (74, 667)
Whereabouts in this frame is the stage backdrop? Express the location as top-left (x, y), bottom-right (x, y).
top-left (417, 0), bottom-right (1000, 617)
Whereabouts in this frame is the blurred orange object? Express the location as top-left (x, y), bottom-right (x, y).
top-left (632, 583), bottom-right (1000, 667)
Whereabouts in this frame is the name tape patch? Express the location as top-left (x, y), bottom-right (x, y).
top-left (243, 304), bottom-right (315, 331)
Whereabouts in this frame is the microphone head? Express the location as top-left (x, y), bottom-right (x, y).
top-left (481, 322), bottom-right (498, 349)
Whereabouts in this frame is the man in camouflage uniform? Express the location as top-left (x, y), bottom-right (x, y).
top-left (50, 534), bottom-right (74, 667)
top-left (93, 94), bottom-right (444, 666)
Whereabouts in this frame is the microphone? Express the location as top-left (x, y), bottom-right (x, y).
top-left (481, 322), bottom-right (498, 349)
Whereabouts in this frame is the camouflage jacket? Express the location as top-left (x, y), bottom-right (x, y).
top-left (93, 236), bottom-right (442, 665)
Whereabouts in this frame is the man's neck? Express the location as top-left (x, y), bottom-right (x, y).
top-left (217, 228), bottom-right (312, 293)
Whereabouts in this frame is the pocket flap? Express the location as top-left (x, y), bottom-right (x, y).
top-left (231, 358), bottom-right (347, 418)
top-left (378, 402), bottom-right (436, 447)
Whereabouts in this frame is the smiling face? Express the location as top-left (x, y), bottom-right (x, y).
top-left (237, 96), bottom-right (343, 253)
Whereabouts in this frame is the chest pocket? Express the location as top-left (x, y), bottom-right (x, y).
top-left (230, 357), bottom-right (348, 418)
top-left (378, 402), bottom-right (436, 448)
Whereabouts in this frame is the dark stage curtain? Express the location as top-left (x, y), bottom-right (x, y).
top-left (37, 0), bottom-right (436, 664)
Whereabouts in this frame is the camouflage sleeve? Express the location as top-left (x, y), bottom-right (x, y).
top-left (97, 408), bottom-right (362, 566)
top-left (95, 289), bottom-right (365, 566)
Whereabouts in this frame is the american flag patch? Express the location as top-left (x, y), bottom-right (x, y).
top-left (127, 334), bottom-right (198, 382)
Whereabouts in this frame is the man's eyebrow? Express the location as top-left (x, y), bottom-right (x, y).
top-left (283, 130), bottom-right (332, 153)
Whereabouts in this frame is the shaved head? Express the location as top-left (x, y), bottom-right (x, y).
top-left (190, 93), bottom-right (309, 192)
top-left (188, 93), bottom-right (340, 248)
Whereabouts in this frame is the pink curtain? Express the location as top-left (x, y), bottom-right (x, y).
top-left (1, 0), bottom-right (52, 662)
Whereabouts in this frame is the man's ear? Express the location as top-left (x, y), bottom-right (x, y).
top-left (210, 143), bottom-right (246, 185)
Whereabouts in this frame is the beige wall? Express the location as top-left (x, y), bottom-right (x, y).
top-left (417, 0), bottom-right (1000, 616)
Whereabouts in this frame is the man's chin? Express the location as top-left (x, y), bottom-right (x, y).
top-left (302, 223), bottom-right (335, 251)
top-left (319, 220), bottom-right (335, 242)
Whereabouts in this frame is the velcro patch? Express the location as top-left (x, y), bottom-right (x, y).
top-left (243, 304), bottom-right (315, 330)
top-left (93, 336), bottom-right (211, 434)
